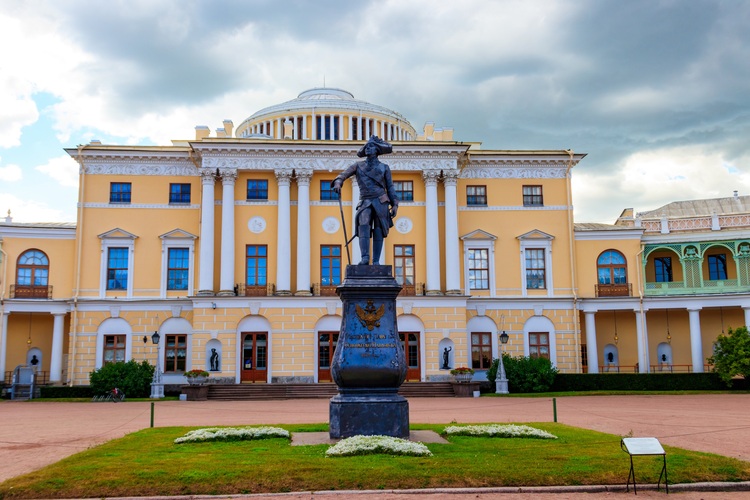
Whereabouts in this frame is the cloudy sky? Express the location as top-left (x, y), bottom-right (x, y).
top-left (1, 0), bottom-right (749, 224)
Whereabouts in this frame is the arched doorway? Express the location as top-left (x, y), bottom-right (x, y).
top-left (237, 316), bottom-right (271, 383)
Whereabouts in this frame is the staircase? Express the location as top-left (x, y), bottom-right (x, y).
top-left (207, 382), bottom-right (455, 400)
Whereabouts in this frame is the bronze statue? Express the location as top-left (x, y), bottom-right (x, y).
top-left (332, 136), bottom-right (398, 265)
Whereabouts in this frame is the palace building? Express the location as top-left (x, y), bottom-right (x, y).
top-left (1, 87), bottom-right (749, 390)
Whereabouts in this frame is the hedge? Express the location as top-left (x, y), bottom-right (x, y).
top-left (551, 372), bottom-right (748, 392)
top-left (39, 385), bottom-right (96, 398)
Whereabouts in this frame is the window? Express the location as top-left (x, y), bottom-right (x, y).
top-left (466, 185), bottom-right (487, 206)
top-left (471, 332), bottom-right (492, 369)
top-left (523, 185), bottom-right (543, 206)
top-left (103, 335), bottom-right (126, 364)
top-left (468, 249), bottom-right (489, 290)
top-left (16, 250), bottom-right (49, 286)
top-left (708, 254), bottom-right (728, 280)
top-left (320, 180), bottom-right (339, 201)
top-left (247, 180), bottom-right (268, 200)
top-left (246, 245), bottom-right (267, 286)
top-left (109, 182), bottom-right (131, 203)
top-left (106, 247), bottom-right (129, 290)
top-left (597, 250), bottom-right (627, 284)
top-left (321, 245), bottom-right (342, 286)
top-left (394, 245), bottom-right (415, 286)
top-left (164, 334), bottom-right (187, 372)
top-left (529, 332), bottom-right (550, 359)
top-left (393, 181), bottom-right (414, 202)
top-left (654, 257), bottom-right (673, 282)
top-left (167, 248), bottom-right (189, 290)
top-left (525, 249), bottom-right (546, 289)
top-left (169, 183), bottom-right (191, 204)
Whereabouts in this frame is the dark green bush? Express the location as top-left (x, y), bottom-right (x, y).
top-left (550, 372), bottom-right (745, 392)
top-left (486, 354), bottom-right (558, 393)
top-left (89, 360), bottom-right (154, 398)
top-left (39, 386), bottom-right (95, 398)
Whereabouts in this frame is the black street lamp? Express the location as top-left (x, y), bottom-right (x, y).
top-left (149, 331), bottom-right (164, 399)
top-left (496, 330), bottom-right (509, 394)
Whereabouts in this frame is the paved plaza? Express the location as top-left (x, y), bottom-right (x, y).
top-left (1, 394), bottom-right (748, 499)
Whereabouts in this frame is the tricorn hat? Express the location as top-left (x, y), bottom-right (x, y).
top-left (357, 135), bottom-right (393, 158)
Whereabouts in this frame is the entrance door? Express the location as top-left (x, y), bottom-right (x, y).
top-left (399, 332), bottom-right (420, 381)
top-left (318, 331), bottom-right (339, 382)
top-left (241, 332), bottom-right (267, 382)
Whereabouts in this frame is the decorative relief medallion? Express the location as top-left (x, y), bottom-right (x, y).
top-left (395, 217), bottom-right (413, 234)
top-left (248, 216), bottom-right (266, 234)
top-left (355, 300), bottom-right (385, 331)
top-left (323, 216), bottom-right (340, 234)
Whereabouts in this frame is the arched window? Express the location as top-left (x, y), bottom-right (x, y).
top-left (15, 250), bottom-right (49, 298)
top-left (597, 250), bottom-right (627, 285)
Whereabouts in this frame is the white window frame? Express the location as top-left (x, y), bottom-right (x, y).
top-left (517, 230), bottom-right (554, 297)
top-left (159, 230), bottom-right (197, 297)
top-left (460, 230), bottom-right (497, 297)
top-left (98, 229), bottom-right (138, 298)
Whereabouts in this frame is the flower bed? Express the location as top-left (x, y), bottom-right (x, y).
top-left (174, 426), bottom-right (290, 444)
top-left (443, 424), bottom-right (557, 440)
top-left (326, 435), bottom-right (432, 457)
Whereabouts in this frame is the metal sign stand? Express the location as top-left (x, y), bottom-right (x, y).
top-left (621, 437), bottom-right (668, 494)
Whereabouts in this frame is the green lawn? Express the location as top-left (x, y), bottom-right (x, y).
top-left (1, 422), bottom-right (748, 498)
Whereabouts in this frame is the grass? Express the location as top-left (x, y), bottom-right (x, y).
top-left (1, 422), bottom-right (748, 499)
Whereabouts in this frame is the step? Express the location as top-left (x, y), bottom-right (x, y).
top-left (206, 382), bottom-right (455, 400)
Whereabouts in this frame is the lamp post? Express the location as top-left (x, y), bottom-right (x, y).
top-left (149, 331), bottom-right (164, 399)
top-left (495, 330), bottom-right (509, 394)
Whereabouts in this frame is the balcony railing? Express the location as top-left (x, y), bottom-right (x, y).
top-left (10, 284), bottom-right (53, 299)
top-left (235, 283), bottom-right (275, 297)
top-left (645, 279), bottom-right (745, 296)
top-left (595, 283), bottom-right (631, 297)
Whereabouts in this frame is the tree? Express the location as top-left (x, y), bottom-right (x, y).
top-left (89, 360), bottom-right (155, 398)
top-left (487, 354), bottom-right (558, 393)
top-left (707, 326), bottom-right (750, 386)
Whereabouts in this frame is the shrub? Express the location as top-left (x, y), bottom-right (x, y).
top-left (39, 386), bottom-right (95, 398)
top-left (707, 326), bottom-right (750, 387)
top-left (486, 354), bottom-right (558, 393)
top-left (550, 372), bottom-right (739, 392)
top-left (89, 360), bottom-right (155, 398)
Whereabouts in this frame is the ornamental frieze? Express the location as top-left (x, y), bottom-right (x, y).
top-left (83, 163), bottom-right (198, 176)
top-left (461, 166), bottom-right (569, 179)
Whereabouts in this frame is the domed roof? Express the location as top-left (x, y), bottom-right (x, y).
top-left (237, 87), bottom-right (414, 135)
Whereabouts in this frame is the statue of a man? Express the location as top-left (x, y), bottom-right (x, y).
top-left (332, 136), bottom-right (398, 265)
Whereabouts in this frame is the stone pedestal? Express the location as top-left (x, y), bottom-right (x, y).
top-left (329, 265), bottom-right (408, 438)
top-left (451, 382), bottom-right (480, 397)
top-left (181, 385), bottom-right (208, 401)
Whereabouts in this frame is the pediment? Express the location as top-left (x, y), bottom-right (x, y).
top-left (460, 229), bottom-right (497, 241)
top-left (98, 228), bottom-right (138, 240)
top-left (159, 228), bottom-right (198, 240)
top-left (516, 229), bottom-right (554, 241)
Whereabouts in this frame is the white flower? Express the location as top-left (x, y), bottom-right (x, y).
top-left (326, 435), bottom-right (433, 457)
top-left (444, 424), bottom-right (557, 440)
top-left (174, 426), bottom-right (290, 444)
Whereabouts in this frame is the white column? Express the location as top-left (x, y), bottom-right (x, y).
top-left (311, 110), bottom-right (317, 139)
top-left (50, 312), bottom-right (65, 382)
top-left (365, 118), bottom-right (370, 139)
top-left (218, 169), bottom-right (237, 295)
top-left (348, 115), bottom-right (353, 140)
top-left (351, 178), bottom-right (361, 265)
top-left (295, 169), bottom-right (313, 296)
top-left (276, 169), bottom-right (293, 295)
top-left (358, 116), bottom-right (363, 140)
top-left (423, 170), bottom-right (442, 295)
top-left (584, 310), bottom-right (599, 374)
top-left (302, 115), bottom-right (307, 139)
top-left (743, 306), bottom-right (750, 327)
top-left (443, 170), bottom-right (461, 294)
top-left (635, 309), bottom-right (649, 373)
top-left (198, 169), bottom-right (216, 295)
top-left (688, 307), bottom-right (704, 373)
top-left (0, 311), bottom-right (8, 382)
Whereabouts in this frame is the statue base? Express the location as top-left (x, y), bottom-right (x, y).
top-left (329, 388), bottom-right (409, 438)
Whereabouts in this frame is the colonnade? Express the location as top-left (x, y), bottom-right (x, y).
top-left (0, 310), bottom-right (66, 383)
top-left (245, 114), bottom-right (412, 142)
top-left (197, 166), bottom-right (460, 297)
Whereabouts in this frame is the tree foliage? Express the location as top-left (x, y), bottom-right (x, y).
top-left (486, 354), bottom-right (558, 393)
top-left (89, 360), bottom-right (155, 398)
top-left (707, 326), bottom-right (750, 386)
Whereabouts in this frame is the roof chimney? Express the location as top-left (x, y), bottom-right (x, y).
top-left (734, 190), bottom-right (739, 199)
top-left (195, 126), bottom-right (210, 140)
top-left (222, 120), bottom-right (234, 137)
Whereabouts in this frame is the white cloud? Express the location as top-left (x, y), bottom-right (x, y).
top-left (0, 163), bottom-right (22, 182)
top-left (35, 155), bottom-right (80, 188)
top-left (0, 193), bottom-right (73, 223)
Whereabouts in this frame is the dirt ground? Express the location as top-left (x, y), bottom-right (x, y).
top-left (1, 394), bottom-right (749, 499)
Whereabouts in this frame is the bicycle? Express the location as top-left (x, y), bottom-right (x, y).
top-left (109, 387), bottom-right (125, 402)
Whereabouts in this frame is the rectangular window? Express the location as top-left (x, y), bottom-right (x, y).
top-left (471, 332), bottom-right (492, 369)
top-left (468, 248), bottom-right (489, 290)
top-left (246, 245), bottom-right (267, 286)
top-left (164, 334), bottom-right (187, 372)
top-left (393, 181), bottom-right (414, 202)
top-left (320, 180), bottom-right (339, 201)
top-left (103, 334), bottom-right (126, 364)
top-left (106, 247), bottom-right (128, 290)
top-left (654, 257), bottom-right (673, 282)
top-left (109, 182), bottom-right (131, 203)
top-left (529, 332), bottom-right (550, 359)
top-left (523, 185), bottom-right (543, 206)
top-left (321, 245), bottom-right (342, 286)
top-left (708, 254), bottom-right (727, 280)
top-left (394, 245), bottom-right (415, 286)
top-left (466, 185), bottom-right (487, 206)
top-left (525, 248), bottom-right (546, 289)
top-left (169, 183), bottom-right (191, 204)
top-left (247, 180), bottom-right (268, 200)
top-left (167, 248), bottom-right (189, 290)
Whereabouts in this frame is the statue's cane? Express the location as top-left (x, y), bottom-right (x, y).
top-left (337, 193), bottom-right (353, 265)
